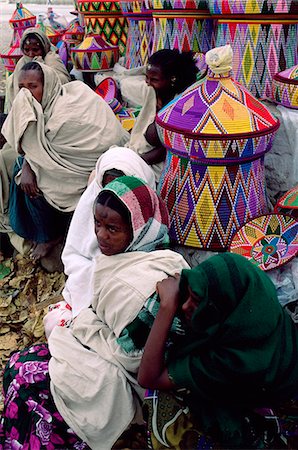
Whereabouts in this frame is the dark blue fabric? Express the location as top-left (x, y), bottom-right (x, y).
top-left (9, 156), bottom-right (72, 242)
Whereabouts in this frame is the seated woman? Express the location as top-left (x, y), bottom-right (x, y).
top-left (43, 146), bottom-right (156, 336)
top-left (127, 49), bottom-right (199, 183)
top-left (138, 253), bottom-right (298, 449)
top-left (5, 27), bottom-right (70, 112)
top-left (0, 176), bottom-right (189, 448)
top-left (2, 61), bottom-right (129, 260)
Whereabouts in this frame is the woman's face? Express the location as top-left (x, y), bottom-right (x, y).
top-left (145, 64), bottom-right (171, 96)
top-left (181, 286), bottom-right (201, 324)
top-left (94, 203), bottom-right (132, 256)
top-left (18, 70), bottom-right (44, 103)
top-left (22, 37), bottom-right (44, 58)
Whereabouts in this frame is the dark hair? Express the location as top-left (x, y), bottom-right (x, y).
top-left (148, 49), bottom-right (198, 94)
top-left (95, 190), bottom-right (131, 228)
top-left (102, 169), bottom-right (125, 187)
top-left (21, 33), bottom-right (45, 57)
top-left (20, 61), bottom-right (44, 84)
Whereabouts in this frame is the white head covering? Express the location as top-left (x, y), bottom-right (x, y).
top-left (205, 44), bottom-right (233, 75)
top-left (61, 146), bottom-right (156, 318)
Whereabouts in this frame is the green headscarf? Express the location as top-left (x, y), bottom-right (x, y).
top-left (167, 253), bottom-right (298, 446)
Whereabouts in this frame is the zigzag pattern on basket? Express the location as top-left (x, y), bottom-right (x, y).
top-left (124, 17), bottom-right (154, 68)
top-left (84, 16), bottom-right (128, 55)
top-left (153, 0), bottom-right (207, 10)
top-left (153, 14), bottom-right (213, 53)
top-left (9, 5), bottom-right (36, 29)
top-left (159, 153), bottom-right (267, 249)
top-left (272, 65), bottom-right (298, 109)
top-left (215, 20), bottom-right (298, 99)
top-left (229, 213), bottom-right (298, 271)
top-left (208, 0), bottom-right (293, 14)
top-left (78, 0), bottom-right (122, 13)
top-left (159, 128), bottom-right (276, 160)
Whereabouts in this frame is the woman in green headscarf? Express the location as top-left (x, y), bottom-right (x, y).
top-left (138, 252), bottom-right (298, 448)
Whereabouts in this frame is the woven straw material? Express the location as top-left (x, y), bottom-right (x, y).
top-left (9, 4), bottom-right (36, 29)
top-left (156, 73), bottom-right (279, 158)
top-left (84, 16), bottom-right (128, 56)
top-left (229, 213), bottom-right (298, 271)
top-left (208, 0), bottom-right (294, 14)
top-left (274, 185), bottom-right (298, 219)
top-left (273, 65), bottom-right (298, 109)
top-left (157, 59), bottom-right (280, 250)
top-left (124, 16), bottom-right (153, 68)
top-left (95, 77), bottom-right (118, 102)
top-left (214, 19), bottom-right (298, 99)
top-left (71, 35), bottom-right (119, 71)
top-left (152, 12), bottom-right (213, 54)
top-left (159, 152), bottom-right (268, 250)
top-left (77, 0), bottom-right (122, 14)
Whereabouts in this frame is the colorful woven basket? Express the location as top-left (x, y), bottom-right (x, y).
top-left (156, 45), bottom-right (280, 250)
top-left (120, 1), bottom-right (154, 68)
top-left (0, 45), bottom-right (23, 75)
top-left (71, 35), bottom-right (119, 71)
top-left (152, 0), bottom-right (213, 54)
top-left (274, 185), bottom-right (298, 219)
top-left (95, 77), bottom-right (118, 101)
top-left (229, 213), bottom-right (298, 271)
top-left (208, 0), bottom-right (294, 14)
top-left (208, 1), bottom-right (298, 99)
top-left (77, 0), bottom-right (128, 56)
top-left (1, 3), bottom-right (36, 74)
top-left (9, 3), bottom-right (36, 30)
top-left (272, 65), bottom-right (298, 109)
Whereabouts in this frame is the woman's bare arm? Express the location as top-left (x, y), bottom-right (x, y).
top-left (137, 276), bottom-right (180, 390)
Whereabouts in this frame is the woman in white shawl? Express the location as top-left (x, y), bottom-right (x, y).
top-left (5, 27), bottom-right (70, 112)
top-left (43, 146), bottom-right (156, 337)
top-left (2, 61), bottom-right (129, 259)
top-left (0, 176), bottom-right (189, 449)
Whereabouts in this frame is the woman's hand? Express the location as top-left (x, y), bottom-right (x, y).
top-left (157, 274), bottom-right (181, 315)
top-left (20, 159), bottom-right (40, 198)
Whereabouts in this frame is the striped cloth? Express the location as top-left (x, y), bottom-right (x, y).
top-left (100, 176), bottom-right (170, 252)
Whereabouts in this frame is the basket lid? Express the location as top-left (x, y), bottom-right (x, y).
top-left (9, 3), bottom-right (36, 26)
top-left (72, 35), bottom-right (118, 52)
top-left (156, 45), bottom-right (280, 142)
top-left (276, 185), bottom-right (298, 211)
top-left (229, 213), bottom-right (298, 271)
top-left (273, 64), bottom-right (298, 86)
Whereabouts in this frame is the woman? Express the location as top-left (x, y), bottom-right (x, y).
top-left (138, 253), bottom-right (298, 449)
top-left (5, 27), bottom-right (70, 112)
top-left (127, 49), bottom-right (199, 183)
top-left (43, 146), bottom-right (156, 337)
top-left (2, 61), bottom-right (129, 259)
top-left (0, 176), bottom-right (189, 449)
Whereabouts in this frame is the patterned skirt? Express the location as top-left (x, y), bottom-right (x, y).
top-left (0, 343), bottom-right (89, 449)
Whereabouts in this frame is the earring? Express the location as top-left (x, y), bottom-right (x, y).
top-left (171, 77), bottom-right (176, 87)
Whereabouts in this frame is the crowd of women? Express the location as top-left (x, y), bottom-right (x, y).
top-left (0, 28), bottom-right (298, 450)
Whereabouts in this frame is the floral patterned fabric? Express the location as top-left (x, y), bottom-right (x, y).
top-left (0, 343), bottom-right (89, 450)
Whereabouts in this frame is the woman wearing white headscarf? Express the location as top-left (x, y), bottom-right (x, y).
top-left (5, 27), bottom-right (70, 112)
top-left (2, 61), bottom-right (129, 260)
top-left (43, 146), bottom-right (156, 337)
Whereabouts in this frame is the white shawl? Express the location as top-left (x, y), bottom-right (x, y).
top-left (61, 146), bottom-right (156, 318)
top-left (49, 249), bottom-right (189, 449)
top-left (2, 62), bottom-right (129, 212)
top-left (126, 85), bottom-right (164, 183)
